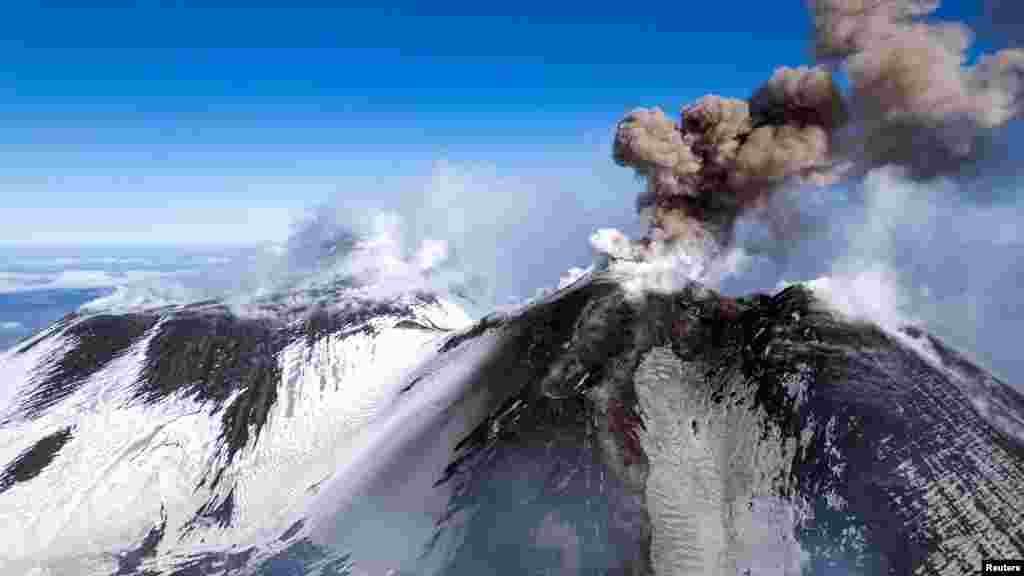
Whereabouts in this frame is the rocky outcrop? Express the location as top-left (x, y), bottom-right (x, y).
top-left (428, 277), bottom-right (1024, 575)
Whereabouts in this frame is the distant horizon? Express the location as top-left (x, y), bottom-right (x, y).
top-left (2, 1), bottom-right (1022, 388)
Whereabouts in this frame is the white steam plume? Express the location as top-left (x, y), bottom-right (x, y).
top-left (607, 0), bottom-right (1023, 387)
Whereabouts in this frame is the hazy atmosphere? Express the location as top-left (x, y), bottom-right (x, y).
top-left (1, 1), bottom-right (1021, 383)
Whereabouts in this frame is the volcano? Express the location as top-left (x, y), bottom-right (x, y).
top-left (1, 272), bottom-right (1022, 575)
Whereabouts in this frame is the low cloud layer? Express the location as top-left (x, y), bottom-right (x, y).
top-left (0, 270), bottom-right (189, 295)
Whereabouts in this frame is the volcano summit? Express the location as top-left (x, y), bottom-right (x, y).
top-left (0, 269), bottom-right (1022, 575)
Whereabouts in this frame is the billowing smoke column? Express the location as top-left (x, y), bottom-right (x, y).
top-left (811, 0), bottom-right (1024, 177)
top-left (614, 67), bottom-right (846, 249)
top-left (613, 0), bottom-right (1023, 254)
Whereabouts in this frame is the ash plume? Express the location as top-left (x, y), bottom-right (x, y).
top-left (613, 66), bottom-right (846, 248)
top-left (612, 0), bottom-right (1024, 253)
top-left (811, 0), bottom-right (1024, 178)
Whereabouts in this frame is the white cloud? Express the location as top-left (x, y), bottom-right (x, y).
top-left (0, 269), bottom-right (193, 294)
top-left (7, 258), bottom-right (83, 268)
top-left (590, 228), bottom-right (752, 299)
top-left (589, 229), bottom-right (636, 261)
top-left (0, 321), bottom-right (23, 331)
top-left (2, 256), bottom-right (167, 271)
top-left (745, 164), bottom-right (1024, 385)
top-left (557, 266), bottom-right (591, 290)
top-left (787, 265), bottom-right (910, 330)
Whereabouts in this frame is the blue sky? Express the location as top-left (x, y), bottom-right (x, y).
top-left (0, 2), bottom-right (812, 245)
top-left (0, 1), bottom-right (998, 246)
top-left (1, 2), bottom-right (1022, 383)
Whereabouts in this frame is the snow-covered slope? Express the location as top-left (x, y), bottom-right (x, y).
top-left (2, 273), bottom-right (1024, 575)
top-left (0, 290), bottom-right (472, 575)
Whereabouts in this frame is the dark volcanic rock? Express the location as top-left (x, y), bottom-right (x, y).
top-left (13, 311), bottom-right (81, 356)
top-left (0, 426), bottom-right (73, 495)
top-left (183, 485), bottom-right (237, 533)
top-left (138, 312), bottom-right (285, 478)
top-left (428, 279), bottom-right (1024, 575)
top-left (19, 314), bottom-right (157, 419)
top-left (4, 273), bottom-right (1023, 575)
top-left (431, 279), bottom-right (651, 575)
top-left (131, 295), bottom-right (437, 489)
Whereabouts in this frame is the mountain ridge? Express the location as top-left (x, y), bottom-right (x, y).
top-left (0, 273), bottom-right (1022, 575)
